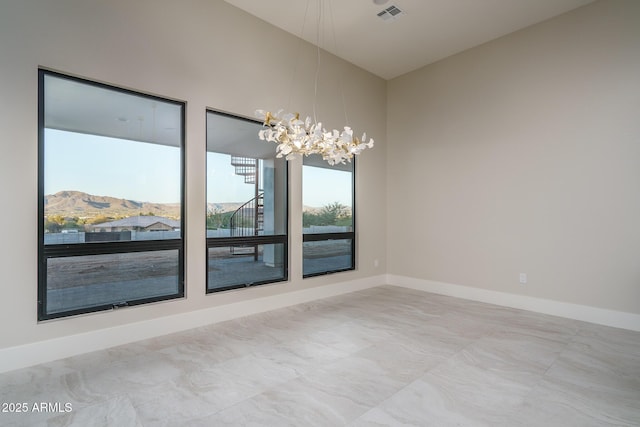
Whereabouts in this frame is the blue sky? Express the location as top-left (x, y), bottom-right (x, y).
top-left (46, 129), bottom-right (352, 208)
top-left (206, 153), bottom-right (255, 204)
top-left (302, 164), bottom-right (352, 208)
top-left (45, 129), bottom-right (180, 203)
top-left (207, 153), bottom-right (352, 208)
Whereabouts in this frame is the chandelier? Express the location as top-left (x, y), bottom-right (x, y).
top-left (255, 109), bottom-right (374, 165)
top-left (256, 0), bottom-right (374, 166)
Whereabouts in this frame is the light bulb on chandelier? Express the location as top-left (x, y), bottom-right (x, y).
top-left (256, 0), bottom-right (374, 165)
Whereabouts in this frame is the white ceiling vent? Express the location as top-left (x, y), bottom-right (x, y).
top-left (377, 5), bottom-right (404, 21)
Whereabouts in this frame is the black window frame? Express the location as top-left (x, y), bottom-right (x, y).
top-left (37, 69), bottom-right (186, 321)
top-left (205, 110), bottom-right (289, 293)
top-left (302, 158), bottom-right (356, 278)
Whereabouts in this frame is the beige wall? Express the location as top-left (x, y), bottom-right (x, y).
top-left (387, 0), bottom-right (640, 314)
top-left (0, 0), bottom-right (387, 351)
top-left (2, 0), bottom-right (638, 359)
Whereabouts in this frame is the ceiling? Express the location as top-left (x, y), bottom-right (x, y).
top-left (44, 73), bottom-right (182, 148)
top-left (224, 0), bottom-right (595, 80)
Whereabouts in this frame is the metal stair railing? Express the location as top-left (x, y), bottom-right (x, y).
top-left (229, 193), bottom-right (264, 260)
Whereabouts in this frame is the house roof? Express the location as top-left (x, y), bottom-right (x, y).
top-left (92, 216), bottom-right (180, 229)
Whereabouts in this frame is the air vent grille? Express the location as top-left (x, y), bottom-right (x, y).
top-left (377, 5), bottom-right (404, 21)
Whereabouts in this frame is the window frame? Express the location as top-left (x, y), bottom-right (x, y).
top-left (205, 109), bottom-right (289, 293)
top-left (302, 158), bottom-right (356, 278)
top-left (37, 69), bottom-right (186, 321)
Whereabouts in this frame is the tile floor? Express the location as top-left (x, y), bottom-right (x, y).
top-left (1, 285), bottom-right (639, 426)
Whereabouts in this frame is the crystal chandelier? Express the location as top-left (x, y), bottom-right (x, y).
top-left (256, 0), bottom-right (374, 166)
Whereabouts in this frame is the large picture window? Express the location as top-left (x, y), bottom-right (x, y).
top-left (303, 156), bottom-right (355, 276)
top-left (206, 111), bottom-right (288, 292)
top-left (38, 70), bottom-right (185, 320)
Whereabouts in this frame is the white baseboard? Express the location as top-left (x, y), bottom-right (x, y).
top-left (0, 275), bottom-right (383, 374)
top-left (387, 274), bottom-right (640, 332)
top-left (3, 273), bottom-right (637, 374)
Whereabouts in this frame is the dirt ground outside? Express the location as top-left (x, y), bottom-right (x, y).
top-left (44, 241), bottom-right (351, 313)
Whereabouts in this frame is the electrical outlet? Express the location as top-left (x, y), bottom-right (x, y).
top-left (519, 273), bottom-right (527, 284)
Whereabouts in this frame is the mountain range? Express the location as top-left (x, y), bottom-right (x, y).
top-left (45, 190), bottom-right (341, 219)
top-left (45, 191), bottom-right (241, 219)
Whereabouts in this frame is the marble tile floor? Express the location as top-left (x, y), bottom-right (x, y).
top-left (1, 285), bottom-right (639, 426)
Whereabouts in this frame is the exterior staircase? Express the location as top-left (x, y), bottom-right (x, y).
top-left (230, 156), bottom-right (258, 184)
top-left (229, 157), bottom-right (263, 259)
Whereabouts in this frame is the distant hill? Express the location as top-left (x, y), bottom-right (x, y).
top-left (45, 191), bottom-right (350, 219)
top-left (44, 191), bottom-right (181, 219)
top-left (45, 191), bottom-right (243, 219)
top-left (303, 204), bottom-right (352, 216)
top-left (206, 202), bottom-right (244, 214)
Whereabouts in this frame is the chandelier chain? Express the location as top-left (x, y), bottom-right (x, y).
top-left (326, 0), bottom-right (349, 126)
top-left (288, 0), bottom-right (312, 113)
top-left (256, 0), bottom-right (374, 165)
